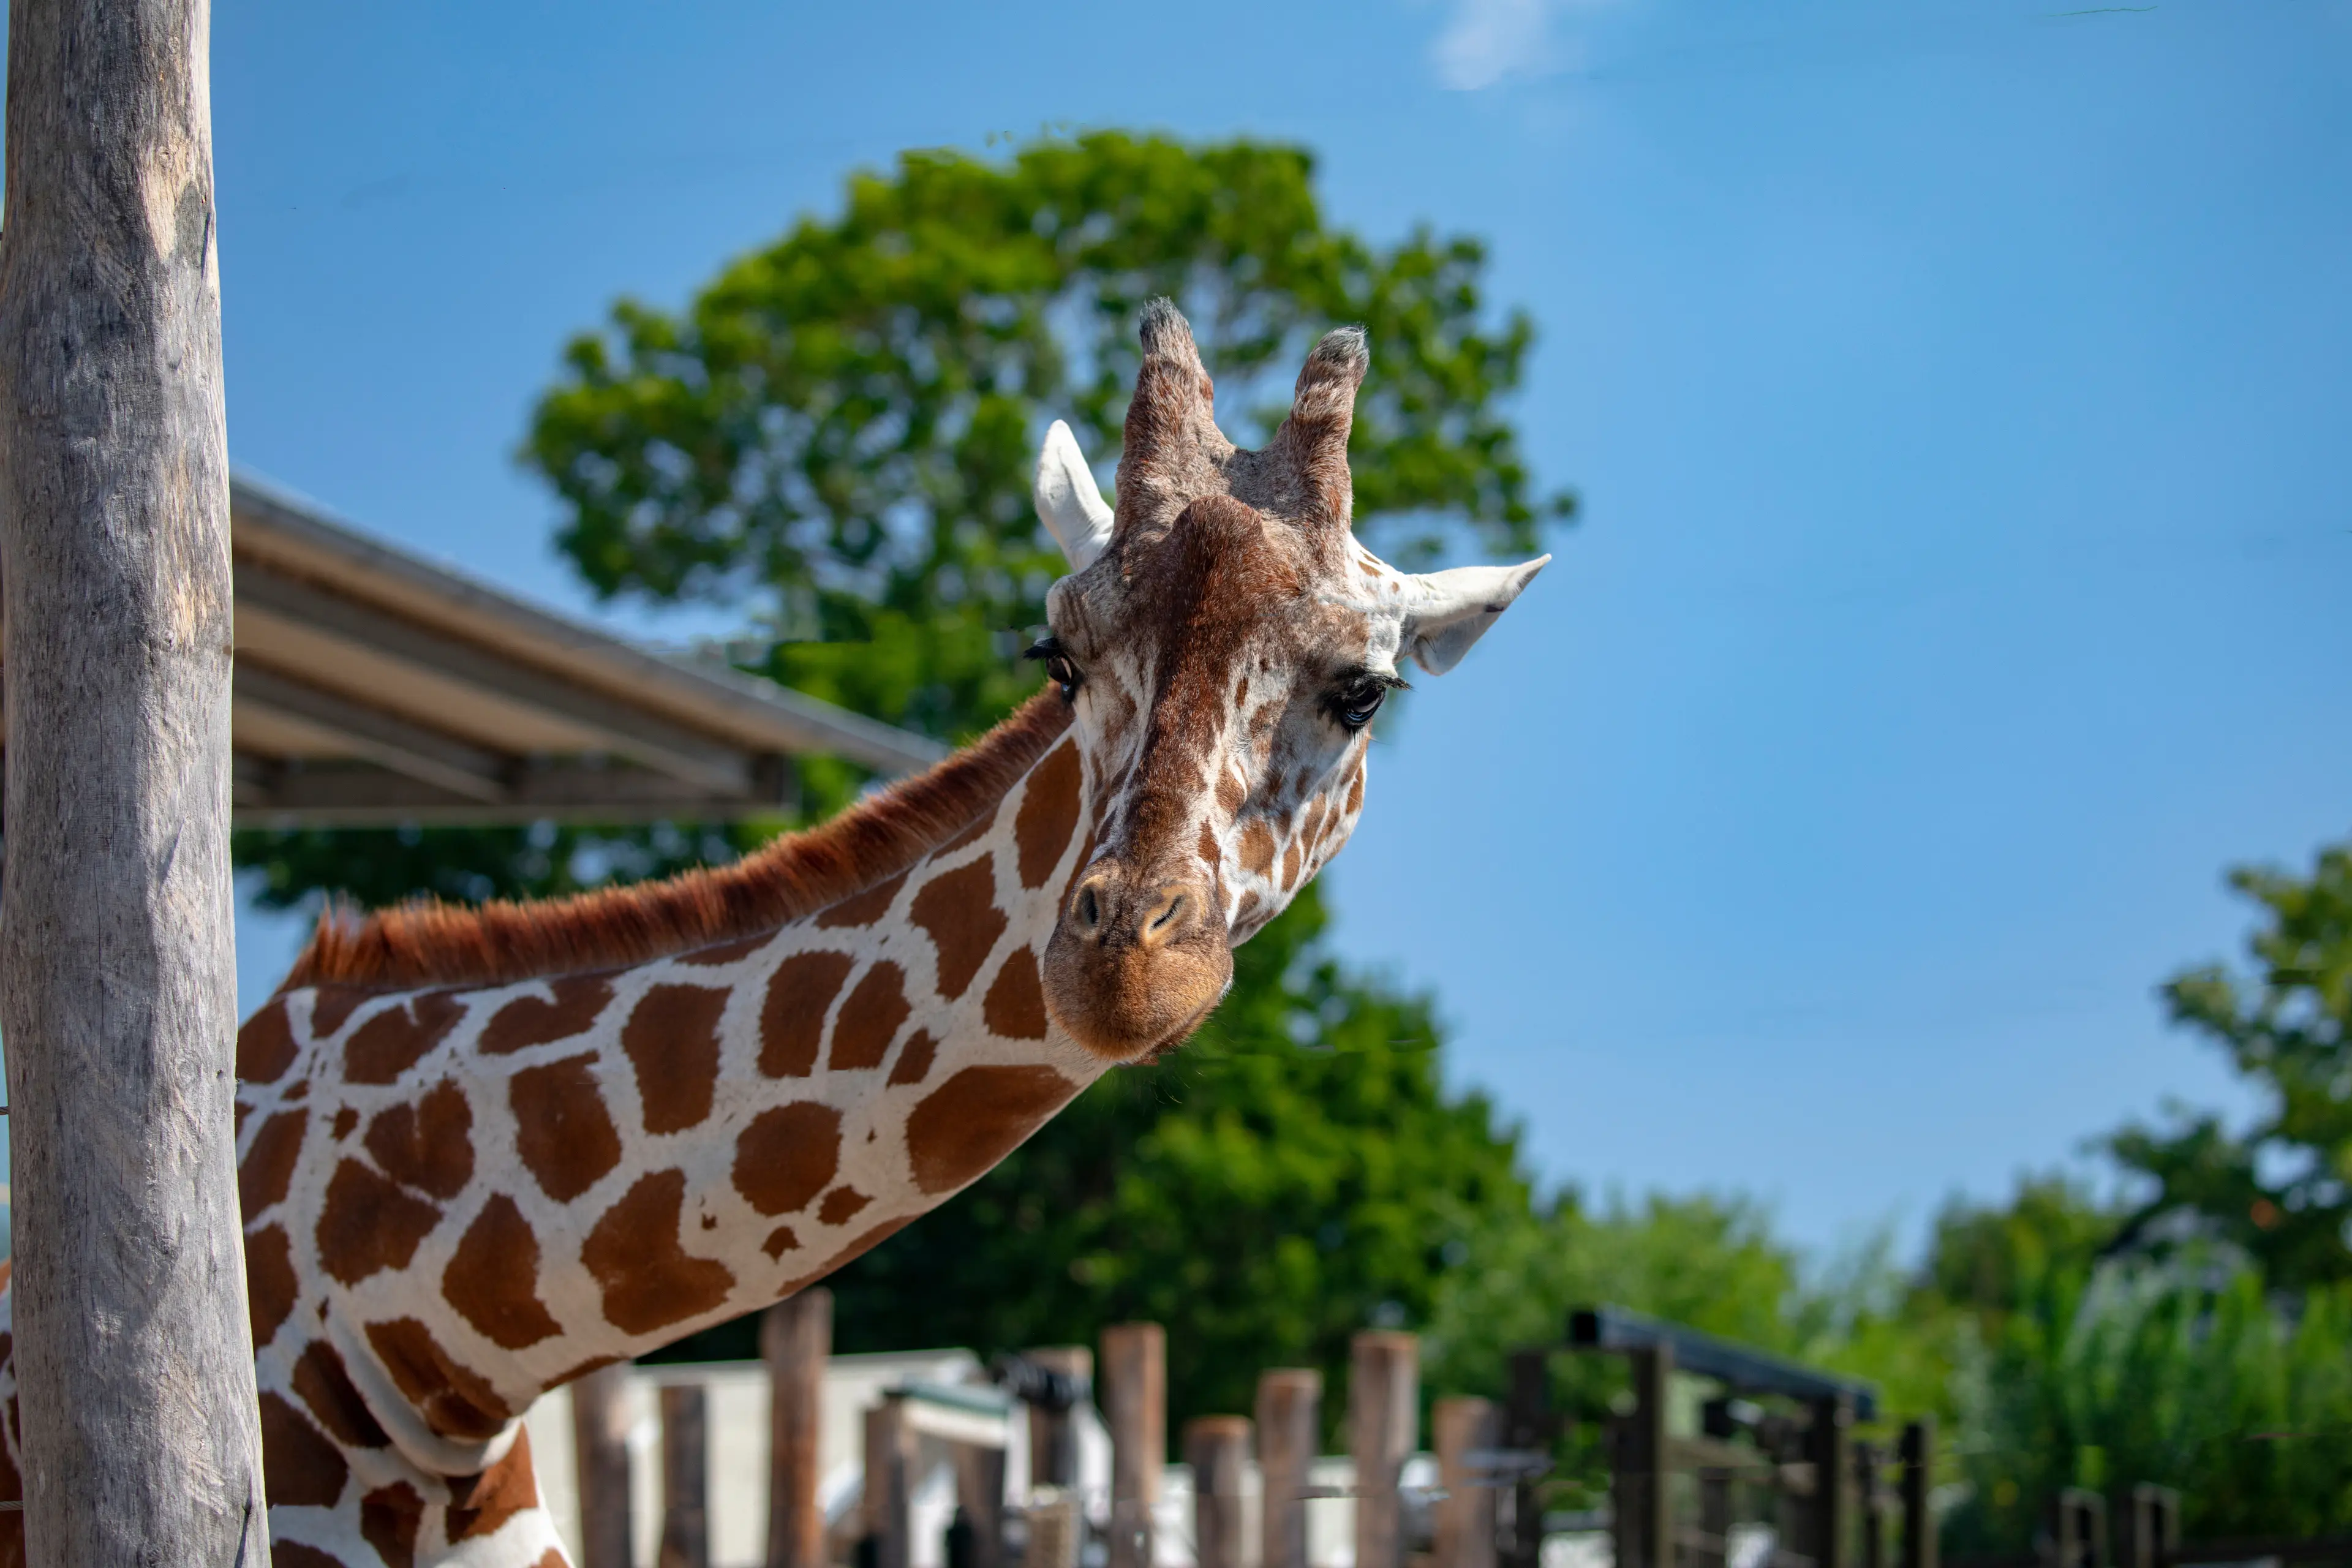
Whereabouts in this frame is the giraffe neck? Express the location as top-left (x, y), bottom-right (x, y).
top-left (233, 720), bottom-right (1107, 1531)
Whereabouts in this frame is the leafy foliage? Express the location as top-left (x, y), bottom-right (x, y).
top-left (2109, 843), bottom-right (2352, 1286)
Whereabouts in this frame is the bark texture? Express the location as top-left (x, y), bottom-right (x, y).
top-left (0, 1), bottom-right (268, 1562)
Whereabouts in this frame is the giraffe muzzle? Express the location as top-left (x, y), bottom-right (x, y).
top-left (1042, 862), bottom-right (1232, 1060)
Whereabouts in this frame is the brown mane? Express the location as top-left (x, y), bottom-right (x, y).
top-left (282, 692), bottom-right (1072, 995)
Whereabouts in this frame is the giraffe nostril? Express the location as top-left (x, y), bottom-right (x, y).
top-left (1137, 886), bottom-right (1202, 951)
top-left (1074, 881), bottom-right (1104, 934)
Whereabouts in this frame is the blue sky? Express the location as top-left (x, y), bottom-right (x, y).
top-left (198, 0), bottom-right (2349, 1256)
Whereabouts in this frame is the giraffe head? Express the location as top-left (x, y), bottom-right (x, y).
top-left (1029, 300), bottom-right (1547, 1061)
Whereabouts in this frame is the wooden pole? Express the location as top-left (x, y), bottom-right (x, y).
top-left (1185, 1417), bottom-right (1252, 1568)
top-left (764, 1289), bottom-right (833, 1568)
top-left (1811, 1395), bottom-right (1853, 1568)
top-left (1898, 1420), bottom-right (1937, 1568)
top-left (1349, 1332), bottom-right (1419, 1568)
top-left (864, 1394), bottom-right (916, 1568)
top-left (571, 1363), bottom-right (636, 1568)
top-left (1433, 1396), bottom-right (1499, 1568)
top-left (660, 1382), bottom-right (712, 1568)
top-left (1026, 1346), bottom-right (1093, 1491)
top-left (1102, 1323), bottom-right (1166, 1568)
top-left (1499, 1351), bottom-right (1551, 1568)
top-left (0, 1), bottom-right (266, 1562)
top-left (1256, 1369), bottom-right (1322, 1568)
top-left (1611, 1344), bottom-right (1671, 1568)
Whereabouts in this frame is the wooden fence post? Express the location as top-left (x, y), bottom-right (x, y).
top-left (1351, 1331), bottom-right (1419, 1568)
top-left (765, 1289), bottom-right (832, 1568)
top-left (1256, 1369), bottom-right (1322, 1568)
top-left (571, 1362), bottom-right (637, 1568)
top-left (1811, 1394), bottom-right (1853, 1568)
top-left (0, 0), bottom-right (268, 1561)
top-left (865, 1393), bottom-right (916, 1568)
top-left (1898, 1420), bottom-right (1937, 1568)
top-left (1027, 1346), bottom-right (1093, 1490)
top-left (1102, 1323), bottom-right (1166, 1568)
top-left (661, 1382), bottom-right (711, 1568)
top-left (1434, 1396), bottom-right (1500, 1568)
top-left (1186, 1416), bottom-right (1253, 1568)
top-left (1499, 1351), bottom-right (1551, 1568)
top-left (1611, 1344), bottom-right (1671, 1568)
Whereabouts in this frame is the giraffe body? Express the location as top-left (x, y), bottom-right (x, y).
top-left (0, 302), bottom-right (1545, 1567)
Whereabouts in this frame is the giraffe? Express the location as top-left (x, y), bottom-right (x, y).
top-left (0, 300), bottom-right (1546, 1567)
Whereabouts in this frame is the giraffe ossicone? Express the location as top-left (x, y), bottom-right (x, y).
top-left (0, 301), bottom-right (1545, 1568)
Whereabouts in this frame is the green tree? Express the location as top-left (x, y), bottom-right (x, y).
top-left (2109, 842), bottom-right (2352, 1286)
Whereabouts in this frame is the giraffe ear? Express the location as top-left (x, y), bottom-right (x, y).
top-left (1400, 556), bottom-right (1550, 675)
top-left (1034, 420), bottom-right (1115, 571)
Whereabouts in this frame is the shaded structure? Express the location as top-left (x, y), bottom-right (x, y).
top-left (214, 473), bottom-right (943, 827)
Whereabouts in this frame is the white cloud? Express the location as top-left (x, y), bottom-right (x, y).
top-left (1429, 0), bottom-right (1605, 91)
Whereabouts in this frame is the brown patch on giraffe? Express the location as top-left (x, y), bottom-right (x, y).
top-left (816, 1186), bottom-right (872, 1225)
top-left (344, 991), bottom-right (467, 1085)
top-left (1346, 763), bottom-right (1365, 814)
top-left (799, 1212), bottom-right (919, 1281)
top-left (480, 974), bottom-right (615, 1054)
top-left (814, 869), bottom-right (910, 930)
top-left (982, 948), bottom-right (1049, 1041)
top-left (238, 997), bottom-right (299, 1084)
top-left (284, 694), bottom-right (1070, 993)
top-left (908, 858), bottom-right (1006, 1000)
top-left (904, 1063), bottom-right (1077, 1195)
top-left (1280, 835), bottom-right (1303, 890)
top-left (307, 985), bottom-right (372, 1038)
top-left (361, 1483), bottom-right (425, 1568)
top-left (759, 951), bottom-right (855, 1077)
top-left (829, 962), bottom-right (910, 1070)
top-left (315, 1158), bottom-right (442, 1285)
top-left (259, 1390), bottom-right (348, 1507)
top-left (239, 1108), bottom-right (307, 1218)
top-left (271, 1545), bottom-right (347, 1568)
top-left (1015, 742), bottom-right (1084, 889)
top-left (887, 1029), bottom-right (939, 1087)
top-left (293, 1341), bottom-right (392, 1449)
top-left (582, 1169), bottom-right (738, 1334)
top-left (331, 1107), bottom-right (358, 1140)
top-left (1299, 799), bottom-right (1329, 854)
top-left (364, 1317), bottom-right (514, 1442)
top-left (677, 930), bottom-right (773, 967)
top-left (363, 1080), bottom-right (474, 1199)
top-left (510, 1052), bottom-right (624, 1202)
top-left (733, 1103), bottom-right (842, 1216)
top-left (1237, 820), bottom-right (1276, 878)
top-left (285, 1079), bottom-right (311, 1102)
top-left (1197, 821), bottom-right (1221, 867)
top-left (246, 1223), bottom-right (298, 1347)
top-left (446, 1195), bottom-right (564, 1350)
top-left (623, 982), bottom-right (728, 1134)
top-left (448, 1425), bottom-right (541, 1541)
top-left (763, 1225), bottom-right (801, 1259)
top-left (1216, 770), bottom-right (1246, 816)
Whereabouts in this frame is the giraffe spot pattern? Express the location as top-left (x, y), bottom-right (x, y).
top-left (238, 997), bottom-right (298, 1083)
top-left (510, 1052), bottom-right (623, 1202)
top-left (448, 1425), bottom-right (540, 1541)
top-left (760, 951), bottom-right (855, 1077)
top-left (331, 1107), bottom-right (358, 1140)
top-left (362, 1080), bottom-right (474, 1199)
top-left (293, 1341), bottom-right (391, 1449)
top-left (445, 1194), bottom-right (564, 1350)
top-left (364, 1317), bottom-right (513, 1442)
top-left (676, 930), bottom-right (774, 968)
top-left (886, 1029), bottom-right (938, 1087)
top-left (480, 974), bottom-right (614, 1054)
top-left (344, 992), bottom-right (467, 1085)
top-left (908, 858), bottom-right (1006, 1000)
top-left (982, 948), bottom-right (1049, 1041)
top-left (246, 1223), bottom-right (298, 1348)
top-left (933, 804), bottom-right (1001, 857)
top-left (582, 1169), bottom-right (737, 1335)
top-left (1237, 821), bottom-right (1276, 878)
top-left (623, 982), bottom-right (727, 1134)
top-left (361, 1483), bottom-right (425, 1568)
top-left (763, 1225), bottom-right (801, 1259)
top-left (240, 1108), bottom-right (307, 1218)
top-left (816, 1186), bottom-right (871, 1225)
top-left (315, 1158), bottom-right (441, 1286)
top-left (258, 1390), bottom-right (347, 1507)
top-left (307, 986), bottom-right (371, 1039)
top-left (272, 1544), bottom-right (347, 1568)
top-left (1015, 742), bottom-right (1084, 889)
top-left (829, 962), bottom-right (910, 1071)
top-left (814, 870), bottom-right (910, 930)
top-left (732, 1102), bottom-right (842, 1217)
top-left (904, 1064), bottom-right (1077, 1195)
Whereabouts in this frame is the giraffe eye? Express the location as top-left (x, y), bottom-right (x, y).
top-left (1024, 637), bottom-right (1084, 700)
top-left (1332, 676), bottom-right (1392, 731)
